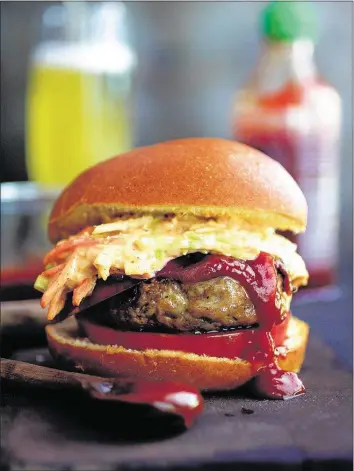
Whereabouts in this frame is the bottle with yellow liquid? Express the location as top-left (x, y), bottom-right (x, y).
top-left (26, 2), bottom-right (135, 187)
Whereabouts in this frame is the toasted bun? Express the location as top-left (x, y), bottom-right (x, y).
top-left (46, 316), bottom-right (309, 392)
top-left (48, 138), bottom-right (307, 243)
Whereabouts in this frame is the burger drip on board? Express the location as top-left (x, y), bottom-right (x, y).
top-left (35, 138), bottom-right (310, 399)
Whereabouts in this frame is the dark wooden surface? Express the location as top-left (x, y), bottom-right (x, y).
top-left (1, 294), bottom-right (353, 471)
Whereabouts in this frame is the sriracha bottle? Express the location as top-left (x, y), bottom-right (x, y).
top-left (232, 2), bottom-right (341, 289)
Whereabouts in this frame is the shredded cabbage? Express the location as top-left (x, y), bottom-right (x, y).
top-left (35, 214), bottom-right (309, 320)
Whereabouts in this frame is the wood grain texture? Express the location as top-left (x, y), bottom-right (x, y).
top-left (1, 357), bottom-right (91, 390)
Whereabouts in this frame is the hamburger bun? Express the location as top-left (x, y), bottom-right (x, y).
top-left (46, 316), bottom-right (309, 392)
top-left (48, 138), bottom-right (307, 243)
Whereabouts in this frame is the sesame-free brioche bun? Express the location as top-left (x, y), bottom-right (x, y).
top-left (48, 138), bottom-right (307, 243)
top-left (46, 316), bottom-right (309, 392)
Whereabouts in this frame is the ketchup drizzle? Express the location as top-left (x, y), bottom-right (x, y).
top-left (79, 252), bottom-right (305, 400)
top-left (158, 252), bottom-right (305, 399)
top-left (87, 379), bottom-right (204, 428)
top-left (159, 251), bottom-right (291, 329)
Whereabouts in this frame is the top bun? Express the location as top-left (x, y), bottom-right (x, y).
top-left (48, 138), bottom-right (307, 243)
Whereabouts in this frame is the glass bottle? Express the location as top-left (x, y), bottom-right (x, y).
top-left (232, 1), bottom-right (341, 289)
top-left (26, 2), bottom-right (136, 187)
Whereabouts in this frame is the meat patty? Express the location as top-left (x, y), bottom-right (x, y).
top-left (108, 276), bottom-right (258, 332)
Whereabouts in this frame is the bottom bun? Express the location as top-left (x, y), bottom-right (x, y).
top-left (46, 316), bottom-right (309, 392)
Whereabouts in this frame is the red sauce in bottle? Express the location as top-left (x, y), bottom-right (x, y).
top-left (231, 0), bottom-right (341, 290)
top-left (233, 47), bottom-right (341, 290)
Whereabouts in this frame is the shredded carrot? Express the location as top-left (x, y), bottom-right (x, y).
top-left (72, 278), bottom-right (96, 306)
top-left (40, 254), bottom-right (77, 308)
top-left (41, 263), bottom-right (65, 278)
top-left (47, 288), bottom-right (66, 321)
top-left (40, 272), bottom-right (61, 308)
top-left (44, 239), bottom-right (97, 265)
top-left (38, 227), bottom-right (117, 319)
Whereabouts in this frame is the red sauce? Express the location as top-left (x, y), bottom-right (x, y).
top-left (79, 252), bottom-right (305, 400)
top-left (158, 252), bottom-right (292, 329)
top-left (252, 365), bottom-right (305, 400)
top-left (257, 80), bottom-right (315, 109)
top-left (86, 378), bottom-right (204, 428)
top-left (158, 252), bottom-right (304, 399)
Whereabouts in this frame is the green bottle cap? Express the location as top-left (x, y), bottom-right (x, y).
top-left (261, 1), bottom-right (317, 42)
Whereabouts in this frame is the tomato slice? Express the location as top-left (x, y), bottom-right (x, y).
top-left (79, 314), bottom-right (290, 361)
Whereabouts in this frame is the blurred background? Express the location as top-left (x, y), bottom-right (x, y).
top-left (0, 2), bottom-right (352, 301)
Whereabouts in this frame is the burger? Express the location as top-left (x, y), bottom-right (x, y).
top-left (35, 138), bottom-right (309, 398)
